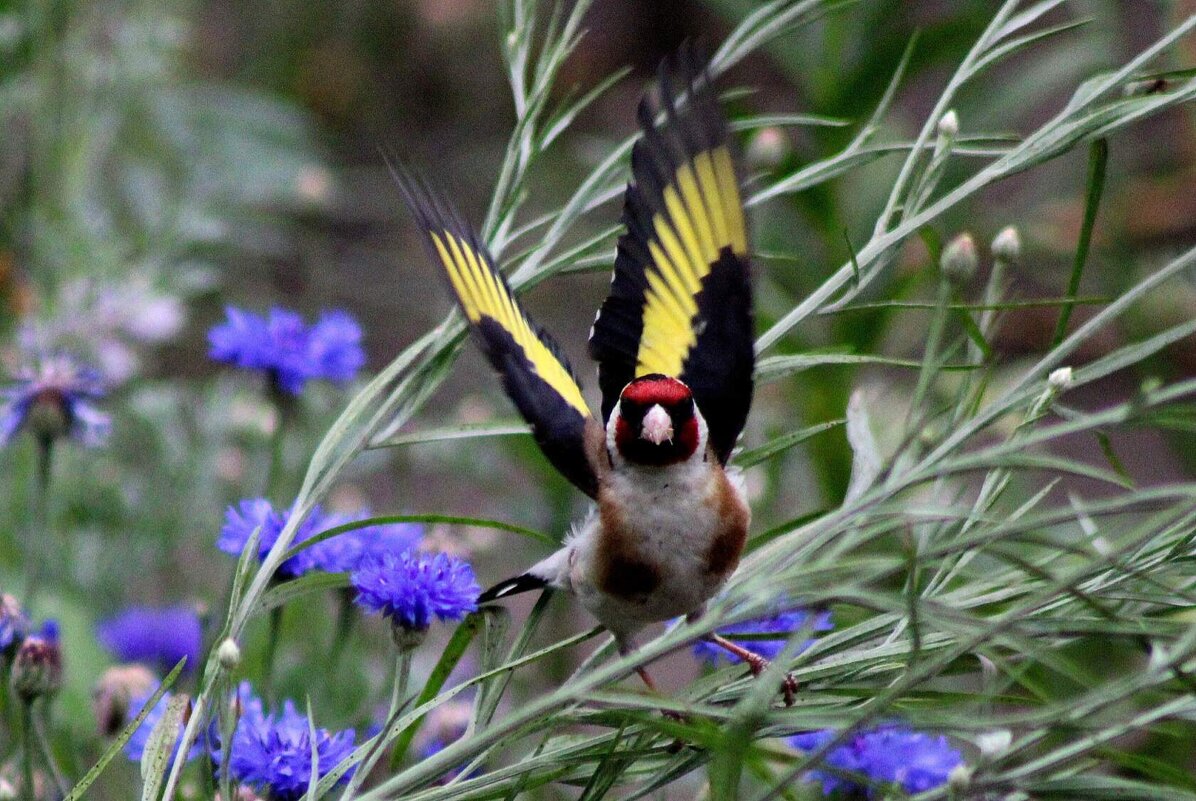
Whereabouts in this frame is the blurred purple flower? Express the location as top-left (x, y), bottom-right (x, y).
top-left (790, 724), bottom-right (963, 797)
top-left (124, 687), bottom-right (203, 765)
top-left (1, 593), bottom-right (30, 654)
top-left (0, 354), bottom-right (109, 446)
top-left (217, 499), bottom-right (423, 579)
top-left (208, 306), bottom-right (365, 395)
top-left (212, 685), bottom-right (355, 801)
top-left (352, 551), bottom-right (479, 632)
top-left (693, 607), bottom-right (832, 665)
top-left (96, 606), bottom-right (203, 674)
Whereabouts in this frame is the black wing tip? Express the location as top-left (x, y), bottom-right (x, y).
top-left (477, 573), bottom-right (551, 604)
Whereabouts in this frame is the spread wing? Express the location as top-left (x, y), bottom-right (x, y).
top-left (588, 46), bottom-right (754, 464)
top-left (396, 173), bottom-right (603, 498)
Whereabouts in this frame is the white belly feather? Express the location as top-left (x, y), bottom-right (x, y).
top-left (530, 460), bottom-right (748, 640)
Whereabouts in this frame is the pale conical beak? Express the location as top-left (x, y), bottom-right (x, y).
top-left (640, 404), bottom-right (673, 445)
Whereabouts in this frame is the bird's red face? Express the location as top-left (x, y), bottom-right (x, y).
top-left (611, 374), bottom-right (702, 466)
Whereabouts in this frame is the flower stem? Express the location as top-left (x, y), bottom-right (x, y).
top-left (264, 377), bottom-right (295, 501)
top-left (32, 705), bottom-right (68, 798)
top-left (262, 605), bottom-right (284, 703)
top-left (328, 589), bottom-right (355, 673)
top-left (20, 701), bottom-right (34, 801)
top-left (387, 650), bottom-right (413, 771)
top-left (23, 436), bottom-right (54, 607)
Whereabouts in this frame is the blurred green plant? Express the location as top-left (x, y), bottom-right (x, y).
top-left (1, 0), bottom-right (1195, 799)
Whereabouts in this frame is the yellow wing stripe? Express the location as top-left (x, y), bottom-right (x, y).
top-left (635, 144), bottom-right (747, 378)
top-left (713, 146), bottom-right (747, 255)
top-left (428, 230), bottom-right (589, 415)
top-left (676, 163), bottom-right (718, 263)
top-left (694, 151), bottom-right (728, 247)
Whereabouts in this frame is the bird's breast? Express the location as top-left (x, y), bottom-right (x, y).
top-left (588, 461), bottom-right (749, 622)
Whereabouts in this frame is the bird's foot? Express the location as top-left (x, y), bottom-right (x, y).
top-left (706, 634), bottom-right (800, 706)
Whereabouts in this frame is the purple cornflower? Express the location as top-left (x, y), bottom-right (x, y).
top-left (208, 306), bottom-right (365, 395)
top-left (124, 687), bottom-right (203, 765)
top-left (96, 606), bottom-right (203, 674)
top-left (790, 724), bottom-right (963, 797)
top-left (217, 499), bottom-right (424, 578)
top-left (693, 607), bottom-right (833, 665)
top-left (351, 550), bottom-right (480, 633)
top-left (213, 687), bottom-right (355, 801)
top-left (1, 594), bottom-right (30, 655)
top-left (0, 354), bottom-right (109, 446)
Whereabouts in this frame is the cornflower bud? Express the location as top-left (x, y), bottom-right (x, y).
top-left (217, 638), bottom-right (242, 671)
top-left (10, 621), bottom-right (62, 703)
top-left (941, 232), bottom-right (978, 284)
top-left (937, 109), bottom-right (960, 138)
top-left (991, 226), bottom-right (1021, 263)
top-left (92, 664), bottom-right (156, 736)
top-left (746, 126), bottom-right (790, 171)
top-left (1048, 366), bottom-right (1073, 391)
top-left (933, 110), bottom-right (959, 159)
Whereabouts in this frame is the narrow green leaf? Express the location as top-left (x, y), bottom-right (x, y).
top-left (64, 659), bottom-right (186, 801)
top-left (1052, 137), bottom-right (1108, 346)
top-left (735, 419), bottom-right (844, 468)
top-left (389, 612), bottom-right (485, 767)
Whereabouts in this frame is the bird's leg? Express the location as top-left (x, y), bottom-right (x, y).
top-left (619, 640), bottom-right (686, 723)
top-left (703, 634), bottom-right (800, 706)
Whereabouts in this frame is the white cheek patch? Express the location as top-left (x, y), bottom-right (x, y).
top-left (641, 404), bottom-right (674, 445)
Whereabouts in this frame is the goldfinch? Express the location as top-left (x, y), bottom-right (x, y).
top-left (396, 45), bottom-right (796, 703)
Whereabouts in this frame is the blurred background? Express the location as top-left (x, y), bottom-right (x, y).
top-left (0, 0), bottom-right (1193, 794)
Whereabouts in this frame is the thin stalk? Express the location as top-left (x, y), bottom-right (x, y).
top-left (32, 706), bottom-right (68, 798)
top-left (328, 589), bottom-right (355, 673)
top-left (262, 605), bottom-right (284, 703)
top-left (265, 380), bottom-right (294, 501)
top-left (20, 701), bottom-right (34, 801)
top-left (387, 649), bottom-right (413, 771)
top-left (23, 436), bottom-right (54, 607)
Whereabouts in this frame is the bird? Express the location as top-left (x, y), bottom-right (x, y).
top-left (395, 45), bottom-right (797, 705)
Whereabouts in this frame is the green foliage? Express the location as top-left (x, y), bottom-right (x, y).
top-left (3, 0), bottom-right (1195, 799)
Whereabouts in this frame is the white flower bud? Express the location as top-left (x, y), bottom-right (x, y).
top-left (937, 109), bottom-right (959, 138)
top-left (217, 638), bottom-right (241, 671)
top-left (976, 729), bottom-right (1012, 758)
top-left (941, 233), bottom-right (978, 283)
top-left (746, 126), bottom-right (790, 171)
top-left (991, 226), bottom-right (1021, 262)
top-left (1048, 367), bottom-right (1073, 391)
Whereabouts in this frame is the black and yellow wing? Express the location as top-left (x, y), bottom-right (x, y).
top-left (589, 46), bottom-right (754, 464)
top-left (396, 175), bottom-right (604, 498)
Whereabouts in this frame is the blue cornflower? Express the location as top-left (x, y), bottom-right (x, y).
top-left (124, 687), bottom-right (203, 765)
top-left (351, 518), bottom-right (422, 566)
top-left (217, 499), bottom-right (424, 578)
top-left (208, 306), bottom-right (365, 395)
top-left (0, 354), bottom-right (109, 446)
top-left (693, 607), bottom-right (833, 665)
top-left (351, 550), bottom-right (480, 633)
top-left (790, 724), bottom-right (963, 797)
top-left (96, 606), bottom-right (203, 674)
top-left (214, 692), bottom-right (355, 801)
top-left (1, 594), bottom-right (30, 655)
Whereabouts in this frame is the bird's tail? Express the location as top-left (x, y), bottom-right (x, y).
top-left (477, 573), bottom-right (551, 604)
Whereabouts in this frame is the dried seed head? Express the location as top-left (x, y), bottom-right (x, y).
top-left (92, 664), bottom-right (156, 736)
